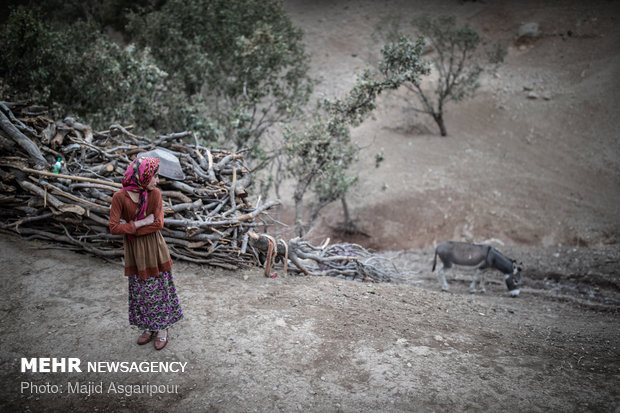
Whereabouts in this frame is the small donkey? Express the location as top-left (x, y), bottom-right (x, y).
top-left (432, 241), bottom-right (522, 296)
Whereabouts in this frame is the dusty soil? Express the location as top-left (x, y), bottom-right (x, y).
top-left (284, 0), bottom-right (620, 249)
top-left (1, 1), bottom-right (620, 412)
top-left (1, 235), bottom-right (619, 413)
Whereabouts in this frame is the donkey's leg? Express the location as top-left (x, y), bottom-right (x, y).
top-left (470, 270), bottom-right (486, 293)
top-left (438, 267), bottom-right (450, 291)
top-left (469, 271), bottom-right (478, 293)
top-left (478, 271), bottom-right (486, 293)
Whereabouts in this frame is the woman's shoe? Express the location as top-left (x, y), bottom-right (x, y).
top-left (154, 330), bottom-right (168, 350)
top-left (137, 331), bottom-right (154, 345)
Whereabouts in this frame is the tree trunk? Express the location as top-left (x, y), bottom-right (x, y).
top-left (293, 184), bottom-right (307, 237)
top-left (341, 196), bottom-right (353, 232)
top-left (433, 112), bottom-right (448, 136)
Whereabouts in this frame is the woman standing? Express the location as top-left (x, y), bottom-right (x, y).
top-left (109, 157), bottom-right (183, 350)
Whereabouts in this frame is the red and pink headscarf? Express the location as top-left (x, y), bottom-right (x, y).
top-left (122, 157), bottom-right (160, 222)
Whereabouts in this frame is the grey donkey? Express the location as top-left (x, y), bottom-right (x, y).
top-left (432, 241), bottom-right (522, 296)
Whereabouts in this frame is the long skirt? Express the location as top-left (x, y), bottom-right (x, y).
top-left (127, 271), bottom-right (183, 331)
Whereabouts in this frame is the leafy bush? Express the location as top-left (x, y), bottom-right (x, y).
top-left (126, 0), bottom-right (313, 151)
top-left (0, 7), bottom-right (171, 131)
top-left (1, 0), bottom-right (312, 148)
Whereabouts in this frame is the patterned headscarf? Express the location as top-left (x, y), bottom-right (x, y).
top-left (122, 157), bottom-right (160, 222)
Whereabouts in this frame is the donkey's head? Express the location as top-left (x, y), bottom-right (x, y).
top-left (505, 261), bottom-right (522, 297)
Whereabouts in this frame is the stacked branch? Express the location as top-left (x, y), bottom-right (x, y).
top-left (248, 232), bottom-right (404, 282)
top-left (0, 102), bottom-right (279, 270)
top-left (0, 102), bottom-right (403, 281)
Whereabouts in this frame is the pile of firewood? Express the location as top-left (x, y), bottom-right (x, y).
top-left (0, 101), bottom-right (404, 282)
top-left (0, 101), bottom-right (278, 270)
top-left (248, 232), bottom-right (405, 282)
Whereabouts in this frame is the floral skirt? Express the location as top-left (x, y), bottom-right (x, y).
top-left (127, 271), bottom-right (183, 331)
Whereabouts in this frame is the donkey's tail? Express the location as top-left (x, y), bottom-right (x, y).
top-left (432, 248), bottom-right (438, 272)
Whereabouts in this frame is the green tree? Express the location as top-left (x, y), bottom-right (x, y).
top-left (376, 15), bottom-right (505, 136)
top-left (283, 114), bottom-right (356, 237)
top-left (126, 0), bottom-right (313, 156)
top-left (0, 7), bottom-right (172, 131)
top-left (0, 0), bottom-right (166, 35)
top-left (1, 0), bottom-right (312, 158)
top-left (283, 37), bottom-right (427, 237)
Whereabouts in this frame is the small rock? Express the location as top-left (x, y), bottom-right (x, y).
top-left (517, 22), bottom-right (541, 41)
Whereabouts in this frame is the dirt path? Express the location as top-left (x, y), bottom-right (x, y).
top-left (1, 234), bottom-right (618, 412)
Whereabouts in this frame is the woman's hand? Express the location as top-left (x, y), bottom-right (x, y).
top-left (134, 214), bottom-right (155, 229)
top-left (136, 214), bottom-right (155, 229)
top-left (143, 214), bottom-right (155, 226)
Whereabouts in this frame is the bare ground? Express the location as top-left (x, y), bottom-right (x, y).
top-left (0, 235), bottom-right (618, 412)
top-left (2, 0), bottom-right (620, 412)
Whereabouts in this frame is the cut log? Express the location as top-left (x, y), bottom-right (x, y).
top-left (0, 109), bottom-right (48, 165)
